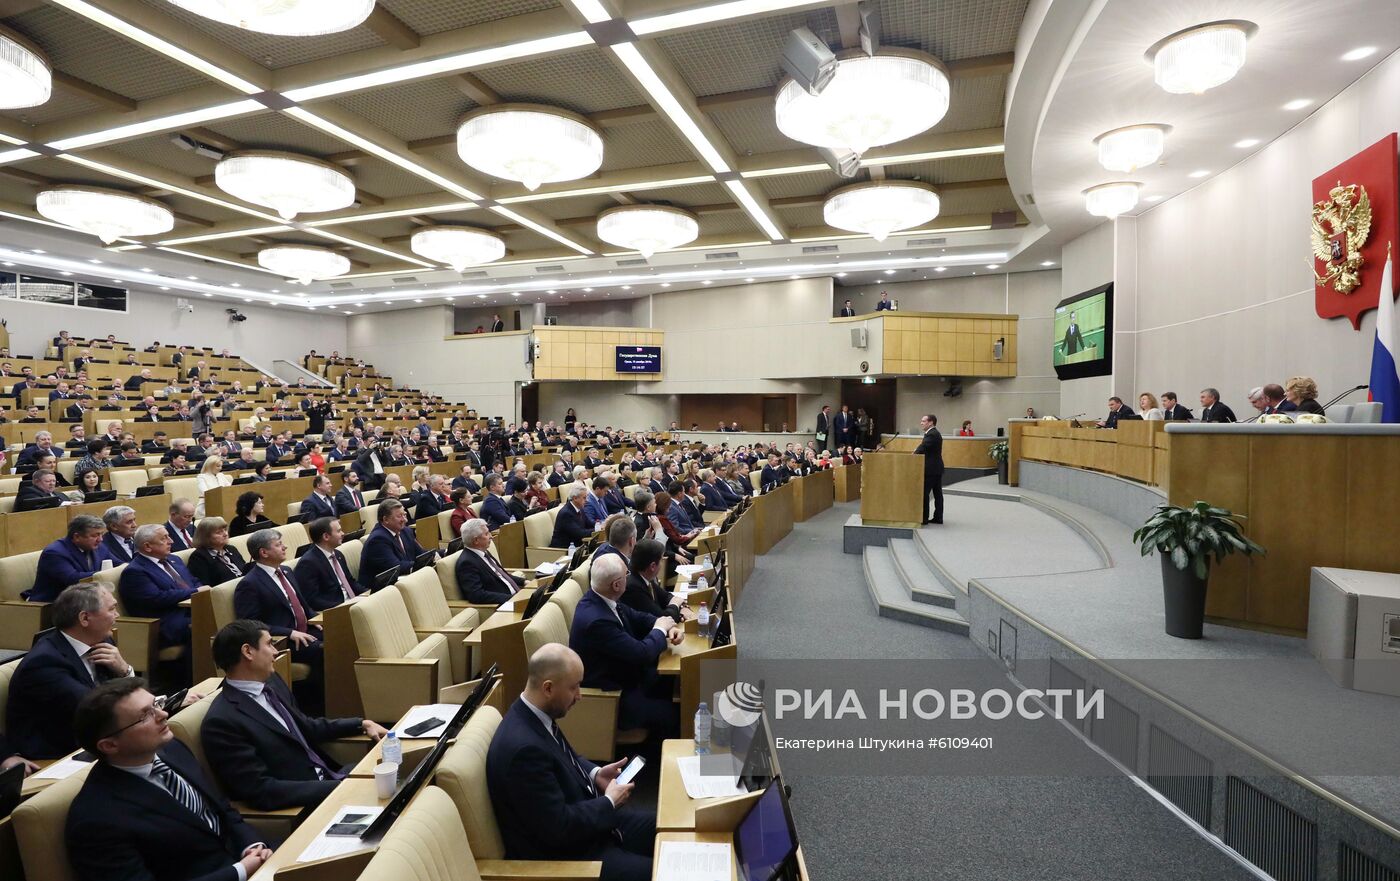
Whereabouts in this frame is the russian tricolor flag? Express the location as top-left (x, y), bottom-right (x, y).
top-left (1369, 246), bottom-right (1400, 423)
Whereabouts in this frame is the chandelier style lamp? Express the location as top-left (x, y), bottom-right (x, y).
top-left (0, 25), bottom-right (51, 109)
top-left (36, 186), bottom-right (174, 244)
top-left (823, 180), bottom-right (941, 241)
top-left (776, 50), bottom-right (950, 156)
top-left (215, 151), bottom-right (356, 221)
top-left (595, 205), bottom-right (699, 258)
top-left (1146, 21), bottom-right (1255, 95)
top-left (258, 244), bottom-right (350, 284)
top-left (410, 226), bottom-right (506, 272)
top-left (165, 0), bottom-right (375, 35)
top-left (1083, 182), bottom-right (1141, 218)
top-left (1094, 124), bottom-right (1169, 172)
top-left (457, 104), bottom-right (604, 192)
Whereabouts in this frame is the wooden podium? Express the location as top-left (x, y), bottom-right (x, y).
top-left (859, 452), bottom-right (925, 527)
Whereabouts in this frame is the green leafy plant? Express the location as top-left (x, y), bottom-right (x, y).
top-left (1133, 501), bottom-right (1265, 579)
top-left (988, 441), bottom-right (1009, 463)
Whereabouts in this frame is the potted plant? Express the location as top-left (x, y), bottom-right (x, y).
top-left (988, 441), bottom-right (1009, 485)
top-left (1132, 501), bottom-right (1265, 638)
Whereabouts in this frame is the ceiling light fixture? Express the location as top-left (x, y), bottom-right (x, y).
top-left (1282, 98), bottom-right (1312, 111)
top-left (1341, 46), bottom-right (1377, 61)
top-left (215, 151), bottom-right (355, 221)
top-left (257, 244), bottom-right (349, 284)
top-left (1040, 261), bottom-right (1055, 267)
top-left (934, 266), bottom-right (946, 272)
top-left (776, 50), bottom-right (950, 156)
top-left (457, 104), bottom-right (603, 191)
top-left (1083, 181), bottom-right (1141, 218)
top-left (1188, 169), bottom-right (1211, 178)
top-left (1146, 20), bottom-right (1255, 95)
top-left (409, 226), bottom-right (505, 272)
top-left (1233, 138), bottom-right (1260, 148)
top-left (0, 25), bottom-right (51, 109)
top-left (1094, 124), bottom-right (1169, 172)
top-left (36, 186), bottom-right (174, 244)
top-left (823, 180), bottom-right (940, 241)
top-left (164, 0), bottom-right (374, 35)
top-left (596, 204), bottom-right (699, 258)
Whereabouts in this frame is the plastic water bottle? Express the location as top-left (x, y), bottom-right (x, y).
top-left (694, 702), bottom-right (712, 755)
top-left (696, 575), bottom-right (708, 592)
top-left (382, 731), bottom-right (402, 766)
top-left (696, 602), bottom-right (710, 639)
top-left (701, 553), bottom-right (711, 570)
top-left (566, 542), bottom-right (576, 560)
top-left (711, 691), bottom-right (731, 750)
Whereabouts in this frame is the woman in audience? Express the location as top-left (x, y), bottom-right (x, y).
top-left (188, 516), bottom-right (248, 586)
top-left (726, 463), bottom-right (751, 497)
top-left (524, 472), bottom-right (550, 512)
top-left (306, 440), bottom-right (327, 473)
top-left (195, 456), bottom-right (231, 517)
top-left (840, 445), bottom-right (856, 465)
top-left (653, 491), bottom-right (696, 563)
top-left (1286, 376), bottom-right (1325, 414)
top-left (228, 490), bottom-right (276, 537)
top-left (564, 407), bottom-right (577, 431)
top-left (294, 451), bottom-right (316, 474)
top-left (410, 465), bottom-right (431, 498)
top-left (251, 460), bottom-right (273, 482)
top-left (161, 452), bottom-right (189, 478)
top-left (74, 467), bottom-right (104, 501)
top-left (1139, 392), bottom-right (1164, 420)
top-left (448, 487), bottom-right (475, 539)
top-left (380, 473), bottom-right (415, 522)
top-left (958, 420), bottom-right (975, 436)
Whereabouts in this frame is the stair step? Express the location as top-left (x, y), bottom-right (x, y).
top-left (912, 530), bottom-right (969, 596)
top-left (863, 547), bottom-right (971, 635)
top-left (888, 539), bottom-right (957, 608)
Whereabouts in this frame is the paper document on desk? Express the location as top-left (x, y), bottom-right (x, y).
top-left (535, 561), bottom-right (561, 575)
top-left (675, 565), bottom-right (706, 578)
top-left (676, 755), bottom-right (747, 800)
top-left (657, 841), bottom-right (731, 881)
top-left (33, 757), bottom-right (90, 780)
top-left (297, 805), bottom-right (384, 863)
top-left (496, 597), bottom-right (516, 612)
top-left (395, 704), bottom-right (459, 737)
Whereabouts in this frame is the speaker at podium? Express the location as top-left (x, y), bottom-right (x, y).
top-left (859, 452), bottom-right (925, 527)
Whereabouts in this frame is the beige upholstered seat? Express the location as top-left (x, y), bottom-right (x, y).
top-left (0, 550), bottom-right (41, 602)
top-left (394, 568), bottom-right (480, 681)
top-left (360, 502), bottom-right (380, 530)
top-left (550, 580), bottom-right (585, 630)
top-left (339, 538), bottom-right (364, 580)
top-left (13, 766), bottom-right (91, 881)
top-left (109, 469), bottom-right (149, 495)
top-left (0, 659), bottom-right (16, 740)
top-left (348, 587), bottom-right (454, 723)
top-left (163, 476), bottom-right (200, 503)
top-left (286, 500), bottom-right (303, 521)
top-left (276, 521), bottom-right (309, 555)
top-left (0, 549), bottom-right (47, 649)
top-left (520, 603), bottom-right (626, 761)
top-left (436, 508), bottom-right (455, 549)
top-left (94, 563), bottom-right (181, 672)
top-left (358, 786), bottom-right (486, 881)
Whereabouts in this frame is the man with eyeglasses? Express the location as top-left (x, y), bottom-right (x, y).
top-left (66, 678), bottom-right (274, 881)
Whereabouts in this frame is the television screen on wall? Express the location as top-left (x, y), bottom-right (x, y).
top-left (615, 345), bottom-right (662, 373)
top-left (1052, 283), bottom-right (1112, 380)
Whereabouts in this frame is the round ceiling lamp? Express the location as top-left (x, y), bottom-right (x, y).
top-left (457, 104), bottom-right (604, 192)
top-left (257, 244), bottom-right (350, 284)
top-left (1083, 182), bottom-right (1141, 218)
top-left (823, 180), bottom-right (940, 241)
top-left (215, 151), bottom-right (355, 221)
top-left (410, 226), bottom-right (506, 272)
top-left (0, 26), bottom-right (51, 109)
top-left (164, 0), bottom-right (375, 36)
top-left (775, 50), bottom-right (950, 156)
top-left (1146, 20), bottom-right (1256, 95)
top-left (595, 205), bottom-right (699, 258)
top-left (1094, 124), bottom-right (1170, 172)
top-left (36, 186), bottom-right (174, 244)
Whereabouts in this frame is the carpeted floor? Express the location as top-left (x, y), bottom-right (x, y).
top-left (735, 501), bottom-right (1258, 881)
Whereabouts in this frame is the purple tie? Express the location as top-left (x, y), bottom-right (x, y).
top-left (160, 559), bottom-right (188, 590)
top-left (262, 685), bottom-right (342, 780)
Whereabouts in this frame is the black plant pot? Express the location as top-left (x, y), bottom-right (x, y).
top-left (997, 459), bottom-right (1009, 485)
top-left (1161, 556), bottom-right (1208, 639)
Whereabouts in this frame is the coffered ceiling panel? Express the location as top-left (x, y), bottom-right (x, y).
top-left (598, 119), bottom-right (695, 172)
top-left (380, 0), bottom-right (562, 38)
top-left (707, 102), bottom-right (794, 157)
top-left (204, 112), bottom-right (351, 156)
top-left (475, 47), bottom-right (644, 115)
top-left (657, 9), bottom-right (841, 97)
top-left (133, 0), bottom-right (385, 68)
top-left (878, 0), bottom-right (1028, 59)
top-left (0, 88), bottom-right (98, 128)
top-left (332, 79), bottom-right (477, 143)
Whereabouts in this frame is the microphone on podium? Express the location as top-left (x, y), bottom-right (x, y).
top-left (1322, 383), bottom-right (1369, 408)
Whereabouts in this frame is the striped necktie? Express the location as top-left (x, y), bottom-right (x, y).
top-left (151, 756), bottom-right (221, 835)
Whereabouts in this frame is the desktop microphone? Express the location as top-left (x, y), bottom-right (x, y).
top-left (1322, 383), bottom-right (1369, 408)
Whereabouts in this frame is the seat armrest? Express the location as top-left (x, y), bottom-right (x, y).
top-left (476, 859), bottom-right (603, 880)
top-left (0, 600), bottom-right (51, 651)
top-left (353, 658), bottom-right (439, 724)
top-left (321, 735), bottom-right (373, 767)
top-left (526, 546), bottom-right (564, 568)
top-left (412, 627), bottom-right (474, 684)
top-left (113, 615), bottom-right (160, 675)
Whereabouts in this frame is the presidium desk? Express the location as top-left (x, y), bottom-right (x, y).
top-left (1011, 420), bottom-right (1400, 635)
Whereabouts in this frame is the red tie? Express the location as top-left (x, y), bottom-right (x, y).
top-left (328, 552), bottom-right (354, 600)
top-left (353, 490), bottom-right (362, 509)
top-left (274, 568), bottom-right (309, 632)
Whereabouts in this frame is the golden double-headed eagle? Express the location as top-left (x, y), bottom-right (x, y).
top-left (1311, 182), bottom-right (1372, 294)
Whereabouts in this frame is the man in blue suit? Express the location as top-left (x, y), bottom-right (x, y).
top-left (486, 643), bottom-right (657, 881)
top-left (550, 485), bottom-right (595, 549)
top-left (759, 452), bottom-right (786, 490)
top-left (235, 530), bottom-right (325, 707)
top-left (583, 477), bottom-right (611, 526)
top-left (698, 470), bottom-right (729, 510)
top-left (100, 505), bottom-right (139, 564)
top-left (300, 474), bottom-right (338, 522)
top-left (28, 515), bottom-right (108, 602)
top-left (296, 517), bottom-right (363, 612)
top-left (478, 473), bottom-right (513, 530)
top-left (358, 498), bottom-right (423, 589)
top-left (119, 523), bottom-right (205, 646)
top-left (164, 499), bottom-right (197, 552)
top-left (569, 555), bottom-right (680, 736)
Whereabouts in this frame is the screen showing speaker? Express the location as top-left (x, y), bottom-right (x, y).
top-left (1052, 282), bottom-right (1113, 380)
top-left (615, 345), bottom-right (662, 373)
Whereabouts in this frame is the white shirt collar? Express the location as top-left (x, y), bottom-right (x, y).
top-left (224, 677), bottom-right (265, 698)
top-left (520, 695), bottom-right (555, 734)
top-left (318, 545), bottom-right (339, 560)
top-left (593, 589), bottom-right (619, 613)
top-left (112, 760), bottom-right (156, 779)
top-left (61, 630), bottom-right (97, 664)
top-left (256, 562), bottom-right (282, 578)
top-left (139, 553), bottom-right (166, 567)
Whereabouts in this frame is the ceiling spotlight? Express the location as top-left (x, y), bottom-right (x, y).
top-left (776, 50), bottom-right (950, 155)
top-left (836, 271), bottom-right (848, 277)
top-left (216, 151), bottom-right (355, 221)
top-left (511, 292), bottom-right (520, 296)
top-left (165, 0), bottom-right (374, 35)
top-left (621, 285), bottom-right (631, 290)
top-left (231, 282), bottom-right (240, 287)
top-left (36, 186), bottom-right (174, 244)
top-left (1282, 98), bottom-right (1312, 110)
top-left (1083, 181), bottom-right (1141, 217)
top-left (457, 104), bottom-right (603, 191)
top-left (1094, 124), bottom-right (1169, 172)
top-left (159, 286), bottom-right (169, 290)
top-left (257, 244), bottom-right (349, 284)
top-left (88, 259), bottom-right (102, 264)
top-left (883, 269), bottom-right (896, 275)
top-left (414, 298), bottom-right (424, 303)
top-left (789, 274), bottom-right (800, 280)
top-left (823, 180), bottom-right (940, 241)
top-left (1040, 261), bottom-right (1056, 267)
top-left (1188, 169), bottom-right (1211, 178)
top-left (596, 205), bottom-right (699, 258)
top-left (701, 280), bottom-right (712, 285)
top-left (0, 25), bottom-right (51, 109)
top-left (60, 271), bottom-right (72, 276)
top-left (934, 266), bottom-right (947, 272)
top-left (986, 264), bottom-right (1000, 270)
top-left (1234, 138), bottom-right (1260, 149)
top-left (1145, 195), bottom-right (1164, 202)
top-left (660, 282), bottom-right (671, 287)
top-left (547, 289), bottom-right (557, 294)
top-left (1341, 46), bottom-right (1377, 61)
top-left (582, 287), bottom-right (593, 292)
top-left (409, 225), bottom-right (505, 271)
top-left (1147, 20), bottom-right (1255, 94)
top-left (186, 275), bottom-right (197, 279)
top-left (477, 294), bottom-right (486, 299)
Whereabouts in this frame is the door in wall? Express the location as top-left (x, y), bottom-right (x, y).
top-left (520, 382), bottom-right (538, 426)
top-left (839, 378), bottom-right (897, 440)
top-left (761, 397), bottom-right (788, 432)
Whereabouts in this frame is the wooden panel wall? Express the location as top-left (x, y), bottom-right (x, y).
top-left (532, 326), bottom-right (664, 381)
top-left (878, 312), bottom-right (1018, 377)
top-left (678, 395), bottom-right (795, 432)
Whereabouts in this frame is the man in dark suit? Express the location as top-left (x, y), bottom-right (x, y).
top-left (452, 463), bottom-right (481, 495)
top-left (833, 404), bottom-right (853, 447)
top-left (480, 473), bottom-right (514, 530)
top-left (300, 474), bottom-right (338, 522)
top-left (1160, 392), bottom-right (1193, 421)
top-left (570, 555), bottom-right (680, 736)
top-left (838, 299), bottom-right (856, 317)
top-left (454, 517), bottom-right (525, 604)
top-left (202, 620), bottom-right (385, 811)
top-left (551, 485), bottom-right (595, 549)
top-left (297, 517), bottom-right (364, 612)
top-left (101, 504), bottom-right (139, 564)
top-left (165, 499), bottom-right (197, 552)
top-left (119, 524), bottom-right (204, 646)
top-left (1061, 310), bottom-right (1085, 356)
top-left (15, 468), bottom-right (70, 515)
top-left (1198, 387), bottom-right (1238, 423)
top-left (358, 498), bottom-right (423, 589)
top-left (914, 413), bottom-right (945, 525)
top-left (815, 404), bottom-right (831, 450)
top-left (334, 469), bottom-right (367, 515)
top-left (759, 452), bottom-right (786, 491)
top-left (8, 583), bottom-right (136, 758)
top-left (486, 643), bottom-right (657, 881)
top-left (414, 473), bottom-right (452, 520)
top-left (875, 291), bottom-right (893, 311)
top-left (123, 368), bottom-right (153, 391)
top-left (698, 470), bottom-right (729, 511)
top-left (27, 514), bottom-right (105, 602)
top-left (1098, 396), bottom-right (1141, 429)
top-left (491, 314), bottom-right (505, 333)
top-left (235, 530), bottom-right (324, 695)
top-left (66, 678), bottom-right (275, 881)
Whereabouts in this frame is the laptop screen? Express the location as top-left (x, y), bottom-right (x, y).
top-left (734, 778), bottom-right (798, 881)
